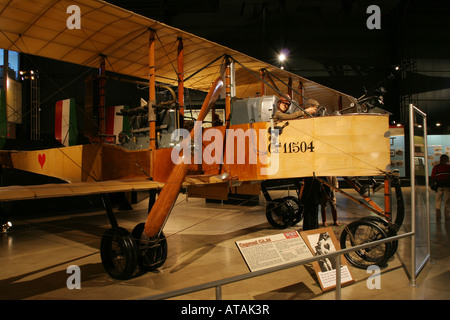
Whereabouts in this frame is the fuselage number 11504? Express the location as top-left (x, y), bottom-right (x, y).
top-left (269, 141), bottom-right (315, 154)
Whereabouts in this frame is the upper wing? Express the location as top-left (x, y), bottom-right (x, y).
top-left (0, 0), bottom-right (354, 110)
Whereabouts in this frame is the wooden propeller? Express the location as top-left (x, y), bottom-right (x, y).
top-left (144, 77), bottom-right (224, 238)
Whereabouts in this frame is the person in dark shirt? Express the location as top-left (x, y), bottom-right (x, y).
top-left (301, 176), bottom-right (322, 230)
top-left (431, 154), bottom-right (450, 220)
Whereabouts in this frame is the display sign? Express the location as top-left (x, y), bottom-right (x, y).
top-left (389, 127), bottom-right (406, 177)
top-left (428, 134), bottom-right (450, 175)
top-left (235, 231), bottom-right (313, 272)
top-left (236, 227), bottom-right (353, 291)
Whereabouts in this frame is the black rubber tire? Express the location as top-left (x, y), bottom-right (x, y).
top-left (283, 196), bottom-right (304, 225)
top-left (266, 198), bottom-right (295, 228)
top-left (340, 219), bottom-right (392, 269)
top-left (360, 216), bottom-right (398, 258)
top-left (100, 227), bottom-right (138, 280)
top-left (132, 223), bottom-right (168, 271)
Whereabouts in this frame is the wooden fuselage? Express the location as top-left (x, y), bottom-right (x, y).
top-left (3, 113), bottom-right (390, 184)
top-left (154, 113), bottom-right (391, 182)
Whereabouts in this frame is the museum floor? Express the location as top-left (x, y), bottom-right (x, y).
top-left (1, 186), bottom-right (449, 300)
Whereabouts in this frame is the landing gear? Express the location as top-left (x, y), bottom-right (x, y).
top-left (262, 178), bottom-right (304, 229)
top-left (266, 198), bottom-right (295, 228)
top-left (339, 219), bottom-right (392, 268)
top-left (335, 174), bottom-right (404, 269)
top-left (265, 196), bottom-right (303, 229)
top-left (98, 194), bottom-right (168, 280)
top-left (132, 223), bottom-right (168, 271)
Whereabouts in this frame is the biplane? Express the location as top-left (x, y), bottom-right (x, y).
top-left (0, 0), bottom-right (404, 279)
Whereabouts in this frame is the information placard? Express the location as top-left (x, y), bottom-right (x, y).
top-left (235, 231), bottom-right (313, 272)
top-left (236, 227), bottom-right (354, 291)
top-left (301, 227), bottom-right (354, 291)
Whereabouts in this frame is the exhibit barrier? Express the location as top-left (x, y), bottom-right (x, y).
top-left (141, 231), bottom-right (414, 300)
top-left (408, 104), bottom-right (431, 284)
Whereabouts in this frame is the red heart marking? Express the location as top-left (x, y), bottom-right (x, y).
top-left (38, 153), bottom-right (46, 169)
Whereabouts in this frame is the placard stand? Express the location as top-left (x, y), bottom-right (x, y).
top-left (300, 227), bottom-right (354, 291)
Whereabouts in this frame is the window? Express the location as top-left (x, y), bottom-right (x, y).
top-left (0, 49), bottom-right (20, 80)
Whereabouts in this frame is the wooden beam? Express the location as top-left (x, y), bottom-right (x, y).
top-left (177, 37), bottom-right (184, 125)
top-left (98, 54), bottom-right (106, 135)
top-left (148, 29), bottom-right (156, 180)
top-left (225, 57), bottom-right (232, 126)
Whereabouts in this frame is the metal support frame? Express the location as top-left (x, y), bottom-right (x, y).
top-left (260, 178), bottom-right (302, 202)
top-left (30, 71), bottom-right (40, 140)
top-left (408, 103), bottom-right (431, 287)
top-left (317, 176), bottom-right (386, 217)
top-left (101, 194), bottom-right (118, 229)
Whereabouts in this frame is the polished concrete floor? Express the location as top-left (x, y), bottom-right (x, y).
top-left (1, 186), bottom-right (449, 300)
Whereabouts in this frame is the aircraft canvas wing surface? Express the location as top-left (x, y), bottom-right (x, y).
top-left (0, 0), bottom-right (354, 110)
top-left (0, 173), bottom-right (232, 202)
top-left (0, 179), bottom-right (164, 202)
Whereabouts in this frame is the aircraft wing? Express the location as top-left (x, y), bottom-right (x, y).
top-left (0, 172), bottom-right (233, 202)
top-left (0, 0), bottom-right (354, 110)
top-left (0, 179), bottom-right (163, 202)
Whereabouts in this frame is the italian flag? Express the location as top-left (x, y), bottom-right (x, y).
top-left (55, 98), bottom-right (77, 147)
top-left (105, 105), bottom-right (129, 143)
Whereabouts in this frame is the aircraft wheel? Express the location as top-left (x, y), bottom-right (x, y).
top-left (340, 219), bottom-right (392, 269)
top-left (132, 223), bottom-right (168, 271)
top-left (266, 198), bottom-right (295, 229)
top-left (360, 216), bottom-right (398, 258)
top-left (100, 227), bottom-right (138, 280)
top-left (283, 196), bottom-right (304, 225)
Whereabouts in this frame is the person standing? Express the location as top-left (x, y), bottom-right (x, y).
top-left (320, 176), bottom-right (339, 226)
top-left (301, 176), bottom-right (322, 230)
top-left (431, 154), bottom-right (450, 221)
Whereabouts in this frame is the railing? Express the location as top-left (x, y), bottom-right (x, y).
top-left (141, 231), bottom-right (414, 300)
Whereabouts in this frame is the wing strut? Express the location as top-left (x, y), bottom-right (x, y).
top-left (144, 77), bottom-right (224, 238)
